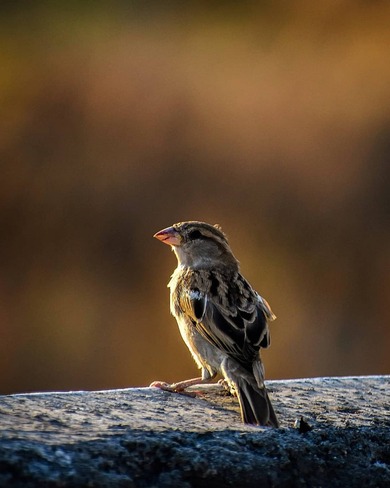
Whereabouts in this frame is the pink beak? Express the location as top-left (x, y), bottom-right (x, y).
top-left (153, 226), bottom-right (182, 246)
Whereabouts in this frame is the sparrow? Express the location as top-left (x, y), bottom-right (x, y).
top-left (151, 221), bottom-right (279, 427)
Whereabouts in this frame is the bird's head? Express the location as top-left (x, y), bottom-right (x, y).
top-left (154, 221), bottom-right (238, 269)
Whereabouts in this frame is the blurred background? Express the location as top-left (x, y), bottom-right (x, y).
top-left (1, 1), bottom-right (389, 394)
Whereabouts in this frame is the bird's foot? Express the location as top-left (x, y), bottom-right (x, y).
top-left (149, 381), bottom-right (197, 397)
top-left (218, 378), bottom-right (237, 396)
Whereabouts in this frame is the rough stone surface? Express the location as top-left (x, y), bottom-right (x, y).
top-left (0, 376), bottom-right (389, 487)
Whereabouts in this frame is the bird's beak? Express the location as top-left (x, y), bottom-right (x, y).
top-left (153, 226), bottom-right (182, 246)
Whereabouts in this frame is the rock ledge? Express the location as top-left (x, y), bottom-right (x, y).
top-left (0, 376), bottom-right (389, 487)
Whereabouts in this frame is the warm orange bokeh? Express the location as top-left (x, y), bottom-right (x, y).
top-left (1, 2), bottom-right (389, 393)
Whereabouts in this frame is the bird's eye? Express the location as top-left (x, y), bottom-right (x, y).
top-left (188, 230), bottom-right (202, 240)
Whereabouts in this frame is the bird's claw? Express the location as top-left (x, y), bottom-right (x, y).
top-left (149, 381), bottom-right (196, 397)
top-left (218, 378), bottom-right (237, 396)
top-left (150, 381), bottom-right (172, 390)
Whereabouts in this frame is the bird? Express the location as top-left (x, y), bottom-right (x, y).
top-left (151, 221), bottom-right (279, 427)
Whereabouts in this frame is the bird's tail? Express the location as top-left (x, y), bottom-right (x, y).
top-left (221, 357), bottom-right (279, 427)
top-left (236, 380), bottom-right (279, 427)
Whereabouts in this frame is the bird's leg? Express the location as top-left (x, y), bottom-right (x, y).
top-left (218, 378), bottom-right (237, 396)
top-left (150, 369), bottom-right (216, 397)
top-left (171, 376), bottom-right (206, 390)
top-left (149, 378), bottom-right (202, 397)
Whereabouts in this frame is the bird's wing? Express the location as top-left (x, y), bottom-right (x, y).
top-left (179, 272), bottom-right (273, 365)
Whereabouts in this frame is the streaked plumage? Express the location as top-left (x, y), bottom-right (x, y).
top-left (153, 221), bottom-right (279, 427)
